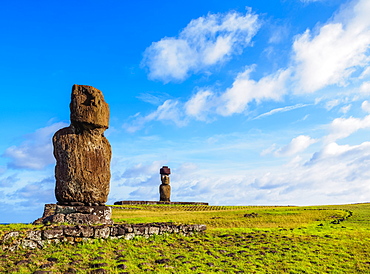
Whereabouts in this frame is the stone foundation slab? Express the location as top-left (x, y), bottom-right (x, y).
top-left (33, 204), bottom-right (113, 225)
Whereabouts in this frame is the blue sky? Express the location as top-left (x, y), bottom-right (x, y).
top-left (1, 0), bottom-right (370, 223)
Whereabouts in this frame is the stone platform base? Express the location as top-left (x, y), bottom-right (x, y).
top-left (114, 200), bottom-right (209, 206)
top-left (2, 222), bottom-right (207, 251)
top-left (33, 204), bottom-right (113, 225)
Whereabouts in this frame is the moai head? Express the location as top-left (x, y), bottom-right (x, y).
top-left (161, 174), bottom-right (170, 185)
top-left (160, 166), bottom-right (171, 185)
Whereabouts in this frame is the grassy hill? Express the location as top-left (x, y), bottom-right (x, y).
top-left (1, 203), bottom-right (370, 273)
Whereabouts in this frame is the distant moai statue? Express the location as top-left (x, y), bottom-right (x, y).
top-left (159, 166), bottom-right (171, 202)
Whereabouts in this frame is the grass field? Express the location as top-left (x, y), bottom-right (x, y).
top-left (1, 203), bottom-right (370, 273)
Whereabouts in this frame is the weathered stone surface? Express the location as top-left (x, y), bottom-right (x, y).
top-left (34, 205), bottom-right (112, 225)
top-left (149, 226), bottom-right (160, 234)
top-left (70, 85), bottom-right (109, 129)
top-left (161, 174), bottom-right (170, 185)
top-left (94, 226), bottom-right (110, 238)
top-left (80, 226), bottom-right (95, 237)
top-left (43, 229), bottom-right (64, 239)
top-left (1, 223), bottom-right (206, 250)
top-left (26, 230), bottom-right (42, 241)
top-left (53, 85), bottom-right (111, 206)
top-left (159, 167), bottom-right (171, 201)
top-left (159, 184), bottom-right (171, 202)
top-left (43, 213), bottom-right (65, 224)
top-left (42, 204), bottom-right (57, 217)
top-left (65, 213), bottom-right (100, 225)
top-left (110, 225), bottom-right (126, 237)
top-left (53, 126), bottom-right (111, 204)
top-left (3, 231), bottom-right (20, 242)
top-left (21, 239), bottom-right (38, 249)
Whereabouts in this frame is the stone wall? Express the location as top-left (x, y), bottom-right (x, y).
top-left (114, 201), bottom-right (209, 206)
top-left (1, 223), bottom-right (206, 251)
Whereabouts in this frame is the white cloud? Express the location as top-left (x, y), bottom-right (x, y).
top-left (325, 114), bottom-right (370, 143)
top-left (359, 66), bottom-right (370, 79)
top-left (136, 92), bottom-right (170, 105)
top-left (360, 81), bottom-right (370, 93)
top-left (260, 144), bottom-right (277, 156)
top-left (325, 99), bottom-right (340, 110)
top-left (2, 122), bottom-right (68, 170)
top-left (124, 100), bottom-right (187, 133)
top-left (185, 89), bottom-right (214, 121)
top-left (143, 38), bottom-right (196, 82)
top-left (339, 104), bottom-right (352, 114)
top-left (292, 0), bottom-right (370, 93)
top-left (274, 135), bottom-right (317, 156)
top-left (0, 175), bottom-right (56, 223)
top-left (117, 161), bottom-right (165, 187)
top-left (217, 67), bottom-right (291, 116)
top-left (10, 177), bottom-right (55, 206)
top-left (113, 140), bottom-right (370, 206)
top-left (362, 100), bottom-right (370, 113)
top-left (261, 135), bottom-right (317, 157)
top-left (128, 0), bottom-right (370, 131)
top-left (142, 9), bottom-right (260, 82)
top-left (253, 103), bottom-right (309, 120)
top-left (307, 141), bottom-right (370, 168)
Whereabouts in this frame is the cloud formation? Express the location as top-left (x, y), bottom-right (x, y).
top-left (325, 115), bottom-right (370, 143)
top-left (185, 89), bottom-right (214, 121)
top-left (253, 104), bottom-right (309, 120)
top-left (115, 139), bottom-right (370, 206)
top-left (292, 0), bottom-right (370, 93)
top-left (362, 100), bottom-right (370, 113)
top-left (10, 177), bottom-right (55, 207)
top-left (274, 135), bottom-right (317, 157)
top-left (217, 68), bottom-right (291, 116)
top-left (127, 0), bottom-right (370, 135)
top-left (123, 100), bottom-right (187, 132)
top-left (143, 9), bottom-right (260, 82)
top-left (2, 122), bottom-right (68, 170)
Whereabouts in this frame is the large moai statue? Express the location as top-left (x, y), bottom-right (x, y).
top-left (34, 85), bottom-right (113, 225)
top-left (53, 85), bottom-right (112, 206)
top-left (159, 166), bottom-right (171, 202)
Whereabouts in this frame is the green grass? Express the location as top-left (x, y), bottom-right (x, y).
top-left (1, 203), bottom-right (370, 273)
top-left (112, 204), bottom-right (350, 229)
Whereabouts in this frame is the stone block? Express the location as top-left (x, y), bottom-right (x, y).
top-left (43, 229), bottom-right (64, 240)
top-left (64, 226), bottom-right (82, 237)
top-left (44, 213), bottom-right (65, 224)
top-left (21, 239), bottom-right (38, 249)
top-left (148, 226), bottom-right (160, 235)
top-left (80, 226), bottom-right (94, 237)
top-left (124, 233), bottom-right (135, 240)
top-left (94, 226), bottom-right (110, 238)
top-left (3, 231), bottom-right (20, 242)
top-left (26, 230), bottom-right (42, 241)
top-left (65, 213), bottom-right (100, 225)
